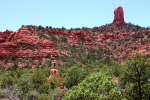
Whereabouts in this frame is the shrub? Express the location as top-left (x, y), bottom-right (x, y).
top-left (53, 87), bottom-right (65, 100)
top-left (38, 93), bottom-right (51, 100)
top-left (31, 70), bottom-right (46, 89)
top-left (0, 73), bottom-right (15, 88)
top-left (62, 65), bottom-right (90, 89)
top-left (63, 72), bottom-right (124, 100)
top-left (18, 72), bottom-right (33, 93)
top-left (38, 84), bottom-right (50, 94)
top-left (49, 77), bottom-right (58, 90)
top-left (27, 90), bottom-right (39, 100)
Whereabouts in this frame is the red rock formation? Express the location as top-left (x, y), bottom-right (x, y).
top-left (113, 6), bottom-right (126, 26)
top-left (118, 33), bottom-right (130, 39)
top-left (0, 48), bottom-right (13, 59)
top-left (14, 27), bottom-right (31, 39)
top-left (0, 30), bottom-right (15, 42)
top-left (0, 37), bottom-right (5, 43)
top-left (17, 36), bottom-right (39, 46)
top-left (84, 37), bottom-right (92, 44)
top-left (49, 29), bottom-right (68, 37)
top-left (72, 31), bottom-right (85, 40)
top-left (37, 39), bottom-right (53, 48)
top-left (67, 30), bottom-right (86, 46)
top-left (15, 49), bottom-right (34, 58)
top-left (0, 42), bottom-right (18, 51)
top-left (67, 35), bottom-right (77, 45)
top-left (0, 18), bottom-right (150, 65)
top-left (39, 49), bottom-right (58, 57)
top-left (0, 26), bottom-right (59, 59)
top-left (0, 42), bottom-right (18, 59)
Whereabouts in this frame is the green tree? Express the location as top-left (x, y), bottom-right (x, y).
top-left (18, 72), bottom-right (33, 94)
top-left (63, 72), bottom-right (124, 100)
top-left (119, 54), bottom-right (150, 100)
top-left (62, 65), bottom-right (90, 89)
top-left (31, 69), bottom-right (46, 89)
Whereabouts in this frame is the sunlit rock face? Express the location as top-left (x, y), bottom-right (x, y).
top-left (0, 27), bottom-right (58, 59)
top-left (113, 6), bottom-right (126, 26)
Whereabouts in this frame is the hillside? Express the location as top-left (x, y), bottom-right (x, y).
top-left (0, 6), bottom-right (150, 70)
top-left (0, 23), bottom-right (150, 68)
top-left (0, 6), bottom-right (150, 100)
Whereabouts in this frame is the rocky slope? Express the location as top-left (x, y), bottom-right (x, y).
top-left (0, 6), bottom-right (150, 68)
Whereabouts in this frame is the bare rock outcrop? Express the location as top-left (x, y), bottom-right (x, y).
top-left (0, 30), bottom-right (15, 42)
top-left (0, 42), bottom-right (18, 59)
top-left (37, 39), bottom-right (53, 48)
top-left (0, 26), bottom-right (58, 59)
top-left (17, 36), bottom-right (39, 47)
top-left (113, 6), bottom-right (126, 26)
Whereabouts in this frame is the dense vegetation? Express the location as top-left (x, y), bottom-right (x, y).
top-left (0, 54), bottom-right (150, 100)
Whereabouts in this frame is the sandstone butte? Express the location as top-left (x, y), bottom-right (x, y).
top-left (0, 6), bottom-right (150, 64)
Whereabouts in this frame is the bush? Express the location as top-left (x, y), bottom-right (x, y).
top-left (7, 63), bottom-right (18, 71)
top-left (62, 65), bottom-right (90, 89)
top-left (63, 72), bottom-right (124, 100)
top-left (0, 89), bottom-right (6, 98)
top-left (31, 69), bottom-right (46, 89)
top-left (49, 77), bottom-right (58, 90)
top-left (38, 93), bottom-right (51, 100)
top-left (132, 34), bottom-right (144, 39)
top-left (53, 87), bottom-right (65, 100)
top-left (18, 72), bottom-right (33, 93)
top-left (27, 90), bottom-right (39, 100)
top-left (38, 84), bottom-right (50, 94)
top-left (0, 73), bottom-right (15, 88)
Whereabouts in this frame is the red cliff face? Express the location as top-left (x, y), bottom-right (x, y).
top-left (0, 26), bottom-right (58, 59)
top-left (113, 6), bottom-right (126, 26)
top-left (0, 42), bottom-right (18, 59)
top-left (0, 30), bottom-right (15, 42)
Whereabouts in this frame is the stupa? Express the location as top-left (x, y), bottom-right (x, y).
top-left (47, 60), bottom-right (61, 84)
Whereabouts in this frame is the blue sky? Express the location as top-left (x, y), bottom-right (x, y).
top-left (0, 0), bottom-right (150, 31)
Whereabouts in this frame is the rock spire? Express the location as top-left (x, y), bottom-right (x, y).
top-left (113, 6), bottom-right (126, 26)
